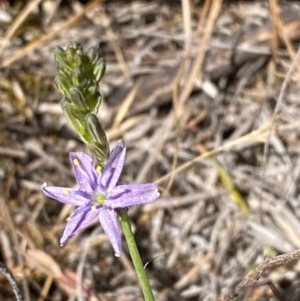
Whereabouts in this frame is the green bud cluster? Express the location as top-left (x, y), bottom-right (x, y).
top-left (54, 42), bottom-right (109, 168)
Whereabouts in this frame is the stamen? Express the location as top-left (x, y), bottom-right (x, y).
top-left (96, 165), bottom-right (102, 173)
top-left (63, 188), bottom-right (69, 195)
top-left (73, 158), bottom-right (80, 166)
top-left (91, 205), bottom-right (97, 211)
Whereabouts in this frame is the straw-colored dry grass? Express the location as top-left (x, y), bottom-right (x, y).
top-left (1, 0), bottom-right (300, 300)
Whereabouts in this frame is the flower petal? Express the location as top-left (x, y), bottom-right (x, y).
top-left (105, 183), bottom-right (159, 208)
top-left (99, 140), bottom-right (126, 190)
top-left (41, 183), bottom-right (90, 206)
top-left (98, 208), bottom-right (122, 256)
top-left (69, 152), bottom-right (96, 192)
top-left (60, 206), bottom-right (99, 245)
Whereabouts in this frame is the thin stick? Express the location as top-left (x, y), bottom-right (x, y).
top-left (0, 262), bottom-right (24, 301)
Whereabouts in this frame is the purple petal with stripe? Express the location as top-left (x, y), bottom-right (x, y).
top-left (41, 183), bottom-right (89, 206)
top-left (106, 183), bottom-right (160, 208)
top-left (69, 152), bottom-right (96, 192)
top-left (98, 207), bottom-right (122, 256)
top-left (99, 140), bottom-right (126, 190)
top-left (60, 206), bottom-right (100, 245)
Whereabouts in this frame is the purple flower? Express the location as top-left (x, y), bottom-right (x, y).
top-left (42, 140), bottom-right (159, 256)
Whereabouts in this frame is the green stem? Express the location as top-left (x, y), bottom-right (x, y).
top-left (118, 209), bottom-right (155, 301)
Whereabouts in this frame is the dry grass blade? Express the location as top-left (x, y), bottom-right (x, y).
top-left (0, 0), bottom-right (44, 56)
top-left (181, 0), bottom-right (192, 50)
top-left (156, 123), bottom-right (271, 185)
top-left (112, 79), bottom-right (142, 129)
top-left (269, 0), bottom-right (279, 63)
top-left (0, 0), bottom-right (103, 68)
top-left (177, 0), bottom-right (223, 110)
top-left (100, 9), bottom-right (130, 78)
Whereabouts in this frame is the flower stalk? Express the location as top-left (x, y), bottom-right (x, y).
top-left (119, 208), bottom-right (155, 301)
top-left (51, 42), bottom-right (158, 301)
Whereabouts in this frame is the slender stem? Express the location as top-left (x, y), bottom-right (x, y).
top-left (118, 209), bottom-right (155, 301)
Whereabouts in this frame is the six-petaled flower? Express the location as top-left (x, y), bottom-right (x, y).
top-left (42, 140), bottom-right (159, 256)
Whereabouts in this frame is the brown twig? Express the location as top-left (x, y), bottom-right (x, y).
top-left (222, 248), bottom-right (300, 301)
